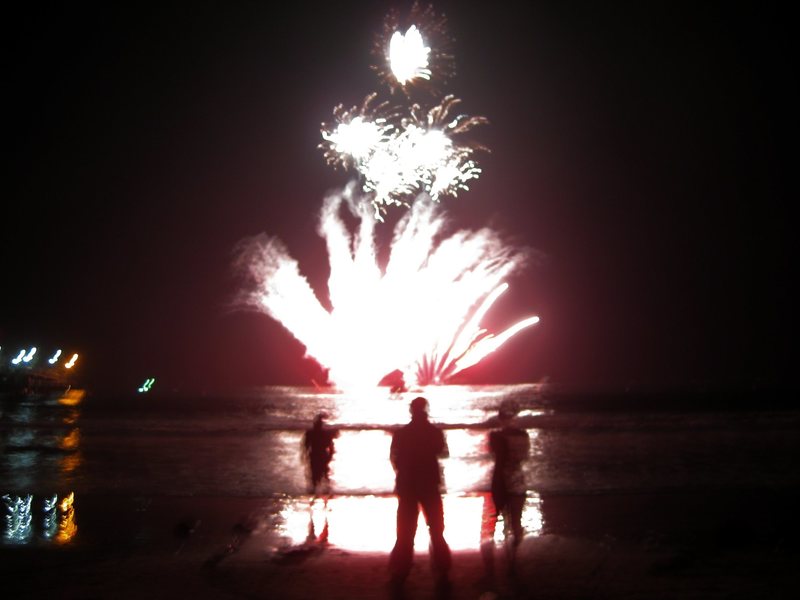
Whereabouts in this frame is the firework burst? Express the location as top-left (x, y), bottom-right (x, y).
top-left (320, 93), bottom-right (395, 172)
top-left (372, 2), bottom-right (454, 94)
top-left (239, 3), bottom-right (540, 391)
top-left (320, 94), bottom-right (487, 218)
top-left (321, 3), bottom-right (487, 218)
top-left (236, 184), bottom-right (537, 392)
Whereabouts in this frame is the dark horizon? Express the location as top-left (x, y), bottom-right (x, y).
top-left (2, 2), bottom-right (794, 395)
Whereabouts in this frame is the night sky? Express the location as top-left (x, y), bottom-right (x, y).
top-left (3, 2), bottom-right (794, 394)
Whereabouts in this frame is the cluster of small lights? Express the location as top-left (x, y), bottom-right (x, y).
top-left (4, 345), bottom-right (78, 369)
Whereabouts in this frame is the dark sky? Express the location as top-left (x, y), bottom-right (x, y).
top-left (2, 1), bottom-right (794, 393)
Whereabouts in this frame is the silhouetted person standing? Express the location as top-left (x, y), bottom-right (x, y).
top-left (389, 397), bottom-right (452, 590)
top-left (303, 413), bottom-right (337, 495)
top-left (485, 402), bottom-right (530, 573)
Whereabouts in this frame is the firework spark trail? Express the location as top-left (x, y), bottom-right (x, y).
top-left (237, 183), bottom-right (538, 391)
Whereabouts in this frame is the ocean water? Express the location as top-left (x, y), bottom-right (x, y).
top-left (2, 384), bottom-right (799, 552)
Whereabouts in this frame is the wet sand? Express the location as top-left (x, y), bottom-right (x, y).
top-left (2, 491), bottom-right (797, 599)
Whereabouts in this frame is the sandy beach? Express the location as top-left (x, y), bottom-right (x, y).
top-left (2, 490), bottom-right (797, 599)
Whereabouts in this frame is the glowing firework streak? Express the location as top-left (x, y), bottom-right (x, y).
top-left (64, 353), bottom-right (78, 369)
top-left (237, 184), bottom-right (538, 392)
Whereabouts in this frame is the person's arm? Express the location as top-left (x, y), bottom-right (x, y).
top-left (438, 429), bottom-right (450, 459)
top-left (488, 431), bottom-right (498, 456)
top-left (325, 432), bottom-right (335, 459)
top-left (390, 431), bottom-right (399, 472)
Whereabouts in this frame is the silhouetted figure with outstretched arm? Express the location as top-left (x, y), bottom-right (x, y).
top-left (303, 413), bottom-right (337, 495)
top-left (482, 402), bottom-right (530, 576)
top-left (389, 397), bottom-right (452, 594)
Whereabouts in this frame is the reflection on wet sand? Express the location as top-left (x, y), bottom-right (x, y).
top-left (59, 428), bottom-right (81, 451)
top-left (277, 493), bottom-right (541, 552)
top-left (56, 492), bottom-right (77, 543)
top-left (2, 389), bottom-right (82, 546)
top-left (58, 389), bottom-right (85, 407)
top-left (276, 394), bottom-right (542, 553)
top-left (1, 494), bottom-right (32, 543)
top-left (1, 492), bottom-right (77, 545)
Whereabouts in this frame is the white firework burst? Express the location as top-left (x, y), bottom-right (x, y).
top-left (321, 95), bottom-right (487, 218)
top-left (236, 184), bottom-right (538, 393)
top-left (372, 1), bottom-right (454, 94)
top-left (388, 25), bottom-right (432, 85)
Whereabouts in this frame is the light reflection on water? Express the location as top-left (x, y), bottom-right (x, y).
top-left (330, 430), bottom-right (395, 493)
top-left (1, 492), bottom-right (77, 545)
top-left (323, 427), bottom-right (539, 496)
top-left (328, 384), bottom-right (542, 427)
top-left (276, 493), bottom-right (542, 552)
top-left (277, 384), bottom-right (544, 553)
top-left (1, 388), bottom-right (83, 545)
top-left (59, 428), bottom-right (81, 451)
top-left (2, 385), bottom-right (543, 549)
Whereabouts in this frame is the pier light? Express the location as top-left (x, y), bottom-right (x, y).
top-left (137, 377), bottom-right (156, 393)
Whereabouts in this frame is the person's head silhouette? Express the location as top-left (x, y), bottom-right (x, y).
top-left (410, 397), bottom-right (429, 419)
top-left (498, 400), bottom-right (519, 423)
